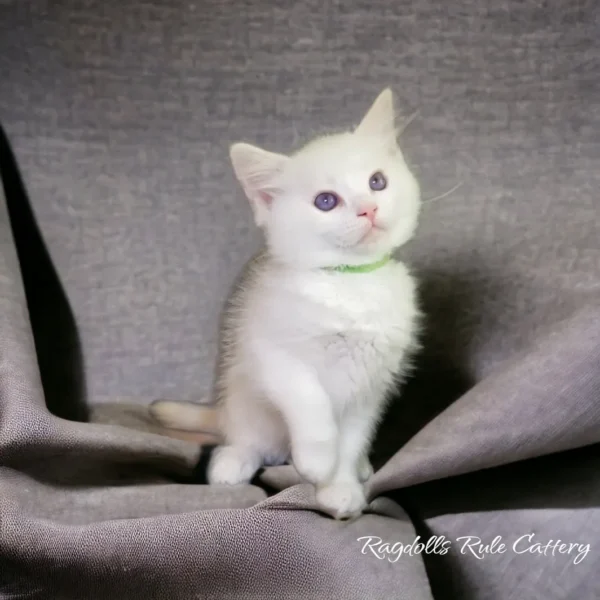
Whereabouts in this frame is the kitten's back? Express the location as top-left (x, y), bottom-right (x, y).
top-left (149, 250), bottom-right (271, 434)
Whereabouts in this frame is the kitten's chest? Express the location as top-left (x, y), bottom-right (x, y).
top-left (269, 263), bottom-right (418, 363)
top-left (307, 268), bottom-right (418, 400)
top-left (320, 276), bottom-right (415, 363)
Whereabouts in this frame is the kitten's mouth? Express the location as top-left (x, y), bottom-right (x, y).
top-left (338, 224), bottom-right (385, 249)
top-left (359, 223), bottom-right (383, 242)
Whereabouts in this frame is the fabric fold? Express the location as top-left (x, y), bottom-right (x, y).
top-left (371, 306), bottom-right (600, 496)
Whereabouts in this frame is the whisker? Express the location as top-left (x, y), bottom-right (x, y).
top-left (422, 181), bottom-right (463, 204)
top-left (398, 109), bottom-right (420, 135)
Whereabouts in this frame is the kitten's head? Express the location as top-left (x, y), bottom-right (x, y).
top-left (230, 88), bottom-right (420, 269)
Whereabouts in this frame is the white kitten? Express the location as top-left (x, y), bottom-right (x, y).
top-left (151, 88), bottom-right (421, 519)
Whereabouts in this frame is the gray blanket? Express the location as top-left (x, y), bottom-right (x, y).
top-left (1, 1), bottom-right (598, 598)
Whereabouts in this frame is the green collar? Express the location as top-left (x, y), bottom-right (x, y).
top-left (324, 254), bottom-right (392, 274)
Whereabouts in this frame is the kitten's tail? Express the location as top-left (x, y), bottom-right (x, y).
top-left (149, 400), bottom-right (220, 433)
top-left (89, 400), bottom-right (222, 445)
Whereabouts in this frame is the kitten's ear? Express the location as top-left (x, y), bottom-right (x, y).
top-left (354, 88), bottom-right (396, 139)
top-left (230, 143), bottom-right (289, 227)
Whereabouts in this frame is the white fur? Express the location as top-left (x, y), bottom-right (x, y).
top-left (154, 89), bottom-right (421, 519)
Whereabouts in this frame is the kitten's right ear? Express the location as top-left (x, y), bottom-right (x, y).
top-left (229, 143), bottom-right (289, 227)
top-left (354, 88), bottom-right (396, 140)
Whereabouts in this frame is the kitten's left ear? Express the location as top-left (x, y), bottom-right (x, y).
top-left (354, 88), bottom-right (396, 139)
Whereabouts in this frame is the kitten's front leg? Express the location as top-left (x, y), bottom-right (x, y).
top-left (315, 406), bottom-right (379, 519)
top-left (260, 350), bottom-right (338, 486)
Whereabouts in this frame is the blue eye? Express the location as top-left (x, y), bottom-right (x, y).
top-left (314, 192), bottom-right (340, 211)
top-left (369, 171), bottom-right (387, 191)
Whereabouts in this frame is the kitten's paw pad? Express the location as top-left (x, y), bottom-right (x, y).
top-left (357, 457), bottom-right (374, 483)
top-left (208, 446), bottom-right (259, 485)
top-left (316, 481), bottom-right (367, 520)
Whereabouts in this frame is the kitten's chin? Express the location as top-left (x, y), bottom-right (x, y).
top-left (358, 225), bottom-right (385, 244)
top-left (326, 239), bottom-right (395, 268)
top-left (352, 225), bottom-right (399, 255)
top-left (350, 224), bottom-right (415, 260)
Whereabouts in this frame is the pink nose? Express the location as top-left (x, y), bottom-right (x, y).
top-left (357, 205), bottom-right (378, 224)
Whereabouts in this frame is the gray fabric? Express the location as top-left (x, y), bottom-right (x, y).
top-left (1, 0), bottom-right (599, 598)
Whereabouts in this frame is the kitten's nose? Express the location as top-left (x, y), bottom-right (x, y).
top-left (357, 204), bottom-right (378, 224)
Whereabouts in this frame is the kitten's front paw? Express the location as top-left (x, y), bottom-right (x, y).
top-left (357, 456), bottom-right (374, 483)
top-left (208, 446), bottom-right (260, 485)
top-left (316, 481), bottom-right (367, 520)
